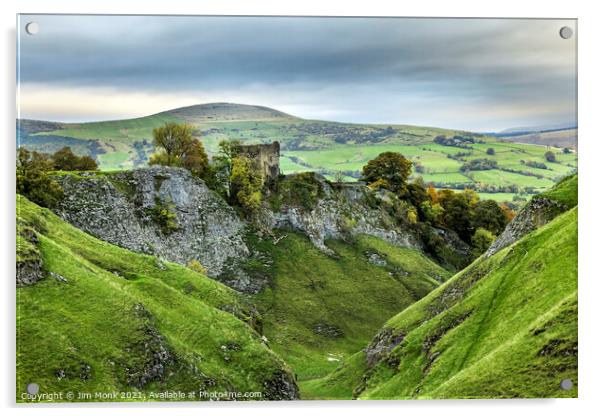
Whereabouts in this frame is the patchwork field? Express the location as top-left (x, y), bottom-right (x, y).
top-left (18, 103), bottom-right (577, 202)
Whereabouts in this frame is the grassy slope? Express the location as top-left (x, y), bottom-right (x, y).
top-left (34, 113), bottom-right (180, 142)
top-left (536, 173), bottom-right (578, 208)
top-left (306, 178), bottom-right (577, 399)
top-left (16, 195), bottom-right (293, 402)
top-left (249, 232), bottom-right (450, 388)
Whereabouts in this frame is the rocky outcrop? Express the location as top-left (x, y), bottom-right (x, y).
top-left (16, 258), bottom-right (43, 286)
top-left (364, 328), bottom-right (405, 368)
top-left (125, 303), bottom-right (176, 389)
top-left (51, 168), bottom-right (469, 293)
top-left (486, 196), bottom-right (567, 257)
top-left (53, 167), bottom-right (252, 284)
top-left (262, 370), bottom-right (299, 400)
top-left (264, 178), bottom-right (421, 255)
top-left (16, 222), bottom-right (44, 286)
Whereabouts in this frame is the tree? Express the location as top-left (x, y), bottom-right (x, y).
top-left (472, 199), bottom-right (508, 235)
top-left (426, 184), bottom-right (439, 203)
top-left (500, 203), bottom-right (516, 222)
top-left (16, 148), bottom-right (63, 208)
top-left (77, 155), bottom-right (99, 171)
top-left (361, 152), bottom-right (412, 195)
top-left (406, 180), bottom-right (430, 221)
top-left (471, 228), bottom-right (495, 257)
top-left (438, 191), bottom-right (473, 242)
top-left (545, 151), bottom-right (557, 163)
top-left (230, 155), bottom-right (262, 212)
top-left (486, 148), bottom-right (495, 155)
top-left (209, 139), bottom-right (243, 197)
top-left (51, 146), bottom-right (98, 171)
top-left (563, 147), bottom-right (572, 154)
top-left (181, 140), bottom-right (209, 178)
top-left (151, 123), bottom-right (195, 166)
top-left (150, 123), bottom-right (209, 178)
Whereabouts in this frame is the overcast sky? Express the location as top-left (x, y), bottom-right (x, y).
top-left (17, 15), bottom-right (577, 131)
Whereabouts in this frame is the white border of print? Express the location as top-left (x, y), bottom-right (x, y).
top-left (1, 1), bottom-right (599, 415)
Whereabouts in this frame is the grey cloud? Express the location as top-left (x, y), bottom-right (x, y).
top-left (17, 15), bottom-right (577, 130)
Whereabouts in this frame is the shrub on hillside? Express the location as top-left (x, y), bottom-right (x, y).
top-left (230, 155), bottom-right (263, 213)
top-left (460, 158), bottom-right (498, 172)
top-left (187, 259), bottom-right (207, 275)
top-left (545, 151), bottom-right (557, 163)
top-left (471, 227), bottom-right (495, 257)
top-left (51, 146), bottom-right (98, 171)
top-left (273, 172), bottom-right (324, 211)
top-left (16, 148), bottom-right (63, 208)
top-left (148, 198), bottom-right (179, 234)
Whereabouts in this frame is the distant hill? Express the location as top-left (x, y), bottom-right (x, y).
top-left (16, 102), bottom-right (578, 203)
top-left (498, 128), bottom-right (577, 149)
top-left (490, 122), bottom-right (578, 149)
top-left (160, 102), bottom-right (298, 123)
top-left (498, 122), bottom-right (577, 135)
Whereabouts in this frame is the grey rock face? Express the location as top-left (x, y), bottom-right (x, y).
top-left (16, 259), bottom-right (44, 286)
top-left (366, 251), bottom-right (387, 266)
top-left (364, 328), bottom-right (405, 368)
top-left (262, 370), bottom-right (299, 400)
top-left (16, 225), bottom-right (44, 287)
top-left (486, 197), bottom-right (567, 257)
top-left (264, 180), bottom-right (421, 254)
top-left (125, 303), bottom-right (175, 389)
top-left (54, 167), bottom-right (250, 281)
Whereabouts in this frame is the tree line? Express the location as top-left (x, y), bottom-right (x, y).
top-left (361, 152), bottom-right (514, 257)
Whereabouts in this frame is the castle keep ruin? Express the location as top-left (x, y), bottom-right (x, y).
top-left (236, 141), bottom-right (280, 184)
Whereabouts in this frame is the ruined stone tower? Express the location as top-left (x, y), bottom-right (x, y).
top-left (236, 141), bottom-right (280, 184)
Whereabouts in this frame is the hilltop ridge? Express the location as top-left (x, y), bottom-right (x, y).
top-left (159, 102), bottom-right (298, 123)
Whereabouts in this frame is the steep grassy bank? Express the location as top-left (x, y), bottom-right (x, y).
top-left (16, 195), bottom-right (297, 402)
top-left (249, 232), bottom-right (451, 385)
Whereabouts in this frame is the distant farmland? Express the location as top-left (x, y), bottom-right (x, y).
top-left (18, 103), bottom-right (577, 204)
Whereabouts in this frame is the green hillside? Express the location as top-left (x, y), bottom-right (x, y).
top-left (249, 233), bottom-right (451, 385)
top-left (18, 103), bottom-right (577, 203)
top-left (16, 195), bottom-right (297, 402)
top-left (303, 180), bottom-right (577, 399)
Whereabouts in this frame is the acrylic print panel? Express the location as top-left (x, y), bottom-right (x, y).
top-left (16, 15), bottom-right (577, 402)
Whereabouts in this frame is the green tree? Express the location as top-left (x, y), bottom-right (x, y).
top-left (151, 122), bottom-right (193, 165)
top-left (149, 123), bottom-right (209, 178)
top-left (471, 227), bottom-right (495, 257)
top-left (51, 146), bottom-right (98, 171)
top-left (210, 140), bottom-right (242, 197)
top-left (230, 155), bottom-right (262, 212)
top-left (545, 151), bottom-right (557, 163)
top-left (472, 199), bottom-right (508, 235)
top-left (181, 140), bottom-right (209, 178)
top-left (438, 191), bottom-right (473, 242)
top-left (16, 148), bottom-right (63, 208)
top-left (361, 152), bottom-right (412, 195)
top-left (406, 179), bottom-right (430, 221)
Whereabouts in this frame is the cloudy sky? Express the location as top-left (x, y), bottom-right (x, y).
top-left (17, 15), bottom-right (576, 131)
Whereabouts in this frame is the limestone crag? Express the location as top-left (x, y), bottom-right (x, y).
top-left (53, 167), bottom-right (251, 282)
top-left (265, 179), bottom-right (420, 255)
top-left (486, 196), bottom-right (567, 257)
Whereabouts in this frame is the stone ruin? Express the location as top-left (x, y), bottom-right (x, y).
top-left (235, 141), bottom-right (280, 184)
